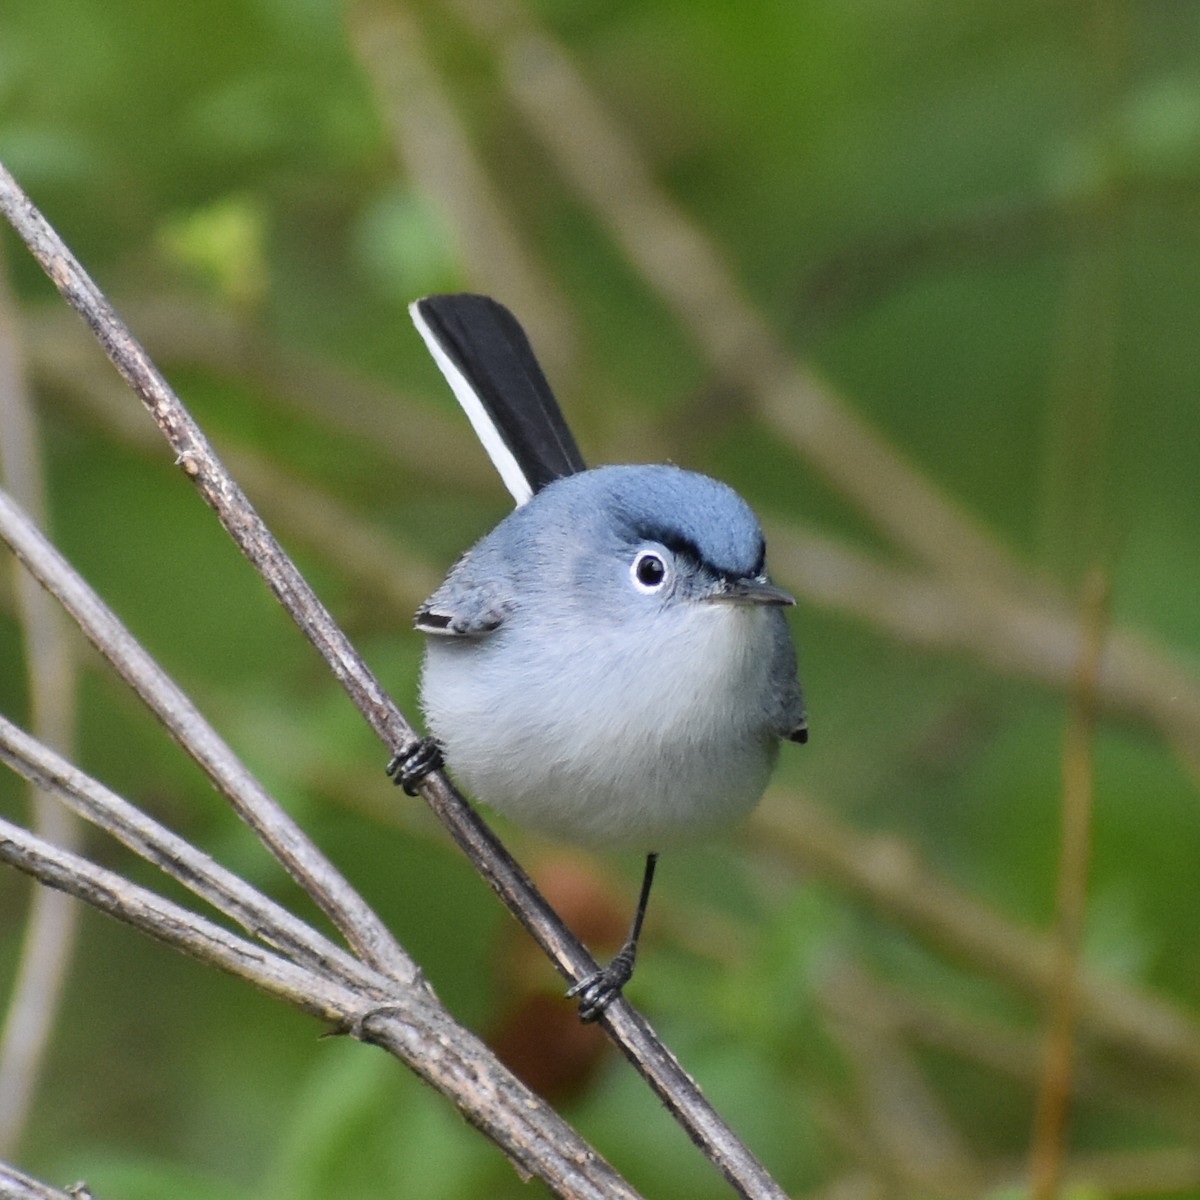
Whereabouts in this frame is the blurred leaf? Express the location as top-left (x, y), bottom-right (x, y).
top-left (159, 194), bottom-right (270, 309)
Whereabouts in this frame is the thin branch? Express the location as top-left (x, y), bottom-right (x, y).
top-left (1030, 570), bottom-right (1110, 1199)
top-left (0, 242), bottom-right (82, 1157)
top-left (1, 174), bottom-right (415, 982)
top-left (751, 794), bottom-right (1200, 1078)
top-left (0, 482), bottom-right (417, 985)
top-left (0, 815), bottom-right (358, 1017)
top-left (0, 712), bottom-right (377, 989)
top-left (0, 162), bottom-right (789, 1198)
top-left (0, 1161), bottom-right (87, 1200)
top-left (347, 0), bottom-right (579, 384)
top-left (0, 804), bottom-right (645, 1200)
top-left (447, 0), bottom-right (1035, 594)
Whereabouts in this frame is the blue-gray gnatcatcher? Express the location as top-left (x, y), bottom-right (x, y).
top-left (389, 294), bottom-right (806, 1021)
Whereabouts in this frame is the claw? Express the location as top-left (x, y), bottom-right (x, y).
top-left (386, 737), bottom-right (444, 795)
top-left (566, 944), bottom-right (636, 1023)
top-left (564, 853), bottom-right (658, 1022)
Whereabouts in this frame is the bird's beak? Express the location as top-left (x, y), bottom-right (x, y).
top-left (704, 576), bottom-right (795, 607)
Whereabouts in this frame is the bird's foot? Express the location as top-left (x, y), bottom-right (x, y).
top-left (386, 737), bottom-right (444, 795)
top-left (566, 943), bottom-right (637, 1023)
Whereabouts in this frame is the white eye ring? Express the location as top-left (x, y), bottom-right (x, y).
top-left (630, 550), bottom-right (669, 593)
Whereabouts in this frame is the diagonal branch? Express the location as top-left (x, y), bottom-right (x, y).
top-left (0, 1160), bottom-right (86, 1200)
top-left (0, 240), bottom-right (82, 1158)
top-left (0, 738), bottom-right (645, 1200)
top-left (446, 0), bottom-right (1034, 594)
top-left (0, 816), bottom-right (362, 1019)
top-left (752, 794), bottom-right (1200, 1078)
top-left (0, 712), bottom-right (373, 988)
top-left (0, 161), bottom-right (790, 1198)
top-left (0, 482), bottom-right (416, 985)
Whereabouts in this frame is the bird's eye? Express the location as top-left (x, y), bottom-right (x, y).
top-left (631, 550), bottom-right (669, 593)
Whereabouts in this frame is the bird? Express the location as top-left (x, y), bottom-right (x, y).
top-left (388, 293), bottom-right (806, 1021)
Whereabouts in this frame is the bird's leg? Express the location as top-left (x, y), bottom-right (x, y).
top-left (385, 737), bottom-right (444, 795)
top-left (567, 852), bottom-right (659, 1023)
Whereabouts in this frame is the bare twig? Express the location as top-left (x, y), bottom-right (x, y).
top-left (0, 161), bottom-right (790, 1198)
top-left (751, 794), bottom-right (1200, 1078)
top-left (1029, 570), bottom-right (1110, 1199)
top-left (446, 0), bottom-right (1034, 594)
top-left (0, 728), bottom-right (645, 1199)
top-left (0, 483), bottom-right (417, 985)
top-left (347, 0), bottom-right (578, 383)
top-left (0, 245), bottom-right (81, 1157)
top-left (0, 712), bottom-right (376, 988)
top-left (0, 814), bottom-right (645, 1200)
top-left (0, 1161), bottom-right (86, 1200)
top-left (0, 816), bottom-right (361, 1019)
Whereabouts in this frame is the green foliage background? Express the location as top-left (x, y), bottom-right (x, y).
top-left (2, 1), bottom-right (1199, 1197)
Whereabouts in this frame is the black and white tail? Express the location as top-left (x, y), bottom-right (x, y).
top-left (410, 294), bottom-right (587, 505)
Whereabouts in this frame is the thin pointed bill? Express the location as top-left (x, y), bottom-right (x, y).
top-left (703, 577), bottom-right (796, 607)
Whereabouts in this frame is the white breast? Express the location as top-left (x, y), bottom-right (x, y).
top-left (420, 601), bottom-right (780, 849)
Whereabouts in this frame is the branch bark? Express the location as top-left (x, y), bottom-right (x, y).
top-left (0, 483), bottom-right (416, 985)
top-left (752, 795), bottom-right (1200, 1078)
top-left (446, 0), bottom-right (1034, 595)
top-left (0, 715), bottom-right (644, 1200)
top-left (0, 240), bottom-right (82, 1157)
top-left (0, 1161), bottom-right (88, 1200)
top-left (0, 159), bottom-right (789, 1198)
top-left (0, 812), bottom-right (645, 1200)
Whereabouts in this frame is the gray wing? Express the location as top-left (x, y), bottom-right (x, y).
top-left (779, 679), bottom-right (809, 744)
top-left (768, 611), bottom-right (808, 744)
top-left (415, 558), bottom-right (513, 638)
top-left (785, 709), bottom-right (809, 744)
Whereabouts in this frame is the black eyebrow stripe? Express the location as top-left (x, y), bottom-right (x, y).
top-left (634, 524), bottom-right (765, 579)
top-left (633, 524), bottom-right (702, 565)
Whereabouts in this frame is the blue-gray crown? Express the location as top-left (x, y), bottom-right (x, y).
top-left (540, 464), bottom-right (767, 580)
